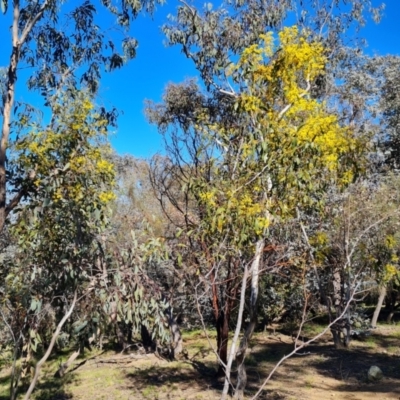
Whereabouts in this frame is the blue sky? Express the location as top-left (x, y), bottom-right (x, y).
top-left (1, 0), bottom-right (399, 159)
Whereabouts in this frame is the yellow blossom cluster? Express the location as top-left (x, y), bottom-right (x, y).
top-left (233, 25), bottom-right (358, 185)
top-left (383, 263), bottom-right (398, 282)
top-left (99, 191), bottom-right (117, 204)
top-left (385, 235), bottom-right (397, 250)
top-left (15, 91), bottom-right (116, 208)
top-left (96, 158), bottom-right (116, 178)
top-left (195, 26), bottom-right (363, 244)
top-left (199, 184), bottom-right (270, 237)
top-left (199, 191), bottom-right (216, 207)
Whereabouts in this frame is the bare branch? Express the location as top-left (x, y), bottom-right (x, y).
top-left (250, 283), bottom-right (360, 400)
top-left (24, 290), bottom-right (78, 400)
top-left (19, 1), bottom-right (49, 46)
top-left (278, 77), bottom-right (311, 119)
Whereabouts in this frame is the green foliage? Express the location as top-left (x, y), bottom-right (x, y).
top-left (149, 27), bottom-right (364, 253)
top-left (100, 231), bottom-right (171, 343)
top-left (377, 56), bottom-right (400, 168)
top-left (10, 90), bottom-right (115, 288)
top-left (4, 0), bottom-right (164, 97)
top-left (0, 91), bottom-right (115, 365)
top-left (110, 155), bottom-right (169, 244)
top-left (0, 0), bottom-right (167, 237)
top-left (194, 27), bottom-right (362, 243)
top-left (163, 0), bottom-right (384, 93)
top-left (0, 91), bottom-right (170, 400)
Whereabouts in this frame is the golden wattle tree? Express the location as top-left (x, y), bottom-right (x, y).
top-left (1, 89), bottom-right (117, 399)
top-left (148, 26), bottom-right (366, 399)
top-left (201, 26), bottom-right (364, 399)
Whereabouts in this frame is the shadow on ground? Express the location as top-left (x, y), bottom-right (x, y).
top-left (123, 359), bottom-right (223, 395)
top-left (242, 331), bottom-right (400, 398)
top-left (8, 328), bottom-right (396, 400)
top-left (0, 370), bottom-right (78, 400)
top-left (31, 373), bottom-right (78, 400)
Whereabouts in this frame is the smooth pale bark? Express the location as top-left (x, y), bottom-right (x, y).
top-left (221, 239), bottom-right (264, 400)
top-left (208, 256), bottom-right (236, 378)
top-left (234, 239), bottom-right (264, 400)
top-left (371, 286), bottom-right (387, 328)
top-left (220, 262), bottom-right (250, 399)
top-left (54, 350), bottom-right (80, 378)
top-left (0, 4), bottom-right (19, 233)
top-left (54, 327), bottom-right (99, 378)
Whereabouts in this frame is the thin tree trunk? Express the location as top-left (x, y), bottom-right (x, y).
top-left (331, 328), bottom-right (344, 349)
top-left (0, 0), bottom-right (49, 232)
top-left (343, 269), bottom-right (352, 347)
top-left (54, 349), bottom-right (80, 378)
top-left (297, 211), bottom-right (328, 307)
top-left (234, 239), bottom-right (264, 400)
top-left (371, 285), bottom-right (387, 328)
top-left (54, 327), bottom-right (99, 378)
top-left (209, 260), bottom-right (232, 378)
top-left (387, 310), bottom-right (395, 323)
top-left (209, 262), bottom-right (223, 375)
top-left (168, 308), bottom-right (183, 359)
top-left (24, 291), bottom-right (77, 400)
top-left (386, 289), bottom-right (397, 323)
top-left (216, 310), bottom-right (230, 377)
top-left (331, 268), bottom-right (343, 348)
top-left (221, 239), bottom-right (264, 400)
top-left (221, 262), bottom-right (250, 399)
top-left (140, 324), bottom-right (154, 352)
top-left (0, 4), bottom-right (20, 232)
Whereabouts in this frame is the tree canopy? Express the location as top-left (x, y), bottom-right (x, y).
top-left (1, 1), bottom-right (400, 399)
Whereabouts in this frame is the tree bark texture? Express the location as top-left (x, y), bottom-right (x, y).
top-left (371, 285), bottom-right (387, 328)
top-left (330, 267), bottom-right (345, 348)
top-left (168, 308), bottom-right (183, 359)
top-left (209, 256), bottom-right (238, 378)
top-left (234, 239), bottom-right (264, 400)
top-left (216, 309), bottom-right (230, 377)
top-left (0, 39), bottom-right (19, 233)
top-left (385, 288), bottom-right (399, 323)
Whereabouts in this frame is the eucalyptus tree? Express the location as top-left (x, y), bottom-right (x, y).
top-left (377, 56), bottom-right (400, 169)
top-left (0, 0), bottom-right (164, 233)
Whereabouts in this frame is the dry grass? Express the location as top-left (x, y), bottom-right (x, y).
top-left (1, 325), bottom-right (400, 399)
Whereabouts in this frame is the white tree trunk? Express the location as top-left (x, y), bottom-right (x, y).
top-left (371, 285), bottom-right (387, 328)
top-left (221, 239), bottom-right (264, 400)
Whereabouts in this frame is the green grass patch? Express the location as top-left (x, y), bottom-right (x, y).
top-left (301, 322), bottom-right (326, 337)
top-left (361, 335), bottom-right (378, 348)
top-left (182, 329), bottom-right (217, 340)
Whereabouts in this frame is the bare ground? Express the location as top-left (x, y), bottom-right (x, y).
top-left (2, 325), bottom-right (400, 399)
